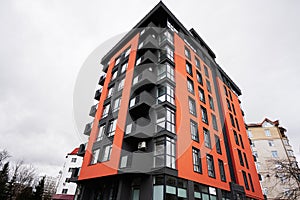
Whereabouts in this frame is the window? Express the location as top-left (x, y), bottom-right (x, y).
top-left (129, 96), bottom-right (139, 108)
top-left (107, 87), bottom-right (114, 98)
top-left (121, 62), bottom-right (128, 74)
top-left (160, 45), bottom-right (174, 62)
top-left (187, 78), bottom-right (195, 94)
top-left (198, 87), bottom-right (205, 103)
top-left (195, 57), bottom-right (200, 69)
top-left (125, 123), bottom-right (132, 135)
top-left (238, 149), bottom-right (244, 166)
top-left (107, 119), bottom-right (117, 137)
top-left (229, 113), bottom-right (235, 127)
top-left (235, 118), bottom-right (240, 131)
top-left (232, 104), bottom-right (236, 115)
top-left (287, 150), bottom-right (294, 157)
top-left (62, 189), bottom-right (68, 194)
top-left (111, 70), bottom-right (117, 81)
top-left (208, 96), bottom-right (214, 111)
top-left (206, 80), bottom-right (211, 93)
top-left (68, 168), bottom-right (73, 172)
top-left (186, 61), bottom-right (193, 76)
top-left (201, 106), bottom-right (208, 124)
top-left (242, 171), bottom-right (249, 190)
top-left (190, 120), bottom-right (199, 141)
top-left (196, 71), bottom-right (203, 85)
top-left (234, 130), bottom-right (239, 145)
top-left (248, 173), bottom-right (254, 192)
top-left (112, 97), bottom-right (121, 112)
top-left (204, 128), bottom-right (211, 148)
top-left (253, 151), bottom-right (258, 158)
top-left (154, 137), bottom-right (176, 169)
top-left (189, 98), bottom-right (197, 116)
top-left (218, 159), bottom-right (226, 182)
top-left (271, 151), bottom-right (278, 158)
top-left (226, 99), bottom-right (231, 111)
top-left (118, 78), bottom-right (125, 91)
top-left (115, 56), bottom-right (120, 66)
top-left (192, 148), bottom-right (202, 173)
top-left (243, 152), bottom-right (249, 168)
top-left (156, 107), bottom-right (175, 133)
top-left (247, 130), bottom-right (253, 138)
top-left (160, 30), bottom-right (173, 44)
top-left (239, 134), bottom-right (244, 149)
top-left (97, 124), bottom-right (105, 141)
top-left (223, 86), bottom-right (228, 97)
top-left (124, 47), bottom-right (131, 57)
top-left (157, 83), bottom-right (175, 105)
top-left (157, 63), bottom-right (174, 81)
top-left (204, 66), bottom-right (209, 77)
top-left (101, 144), bottom-right (112, 162)
top-left (264, 129), bottom-right (271, 137)
top-left (228, 91), bottom-right (233, 101)
top-left (90, 149), bottom-right (100, 164)
top-left (71, 158), bottom-right (76, 163)
top-left (102, 104), bottom-right (110, 118)
top-left (268, 140), bottom-right (274, 147)
top-left (184, 46), bottom-right (191, 60)
top-left (211, 114), bottom-right (218, 131)
top-left (283, 139), bottom-right (289, 146)
top-left (206, 154), bottom-right (215, 178)
top-left (215, 135), bottom-right (222, 154)
top-left (120, 155), bottom-right (128, 168)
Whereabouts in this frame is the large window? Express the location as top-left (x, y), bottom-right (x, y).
top-left (90, 149), bottom-right (100, 164)
top-left (204, 128), bottom-right (211, 149)
top-left (242, 170), bottom-right (250, 190)
top-left (190, 120), bottom-right (199, 141)
top-left (192, 148), bottom-right (202, 173)
top-left (156, 107), bottom-right (176, 134)
top-left (112, 97), bottom-right (121, 112)
top-left (187, 78), bottom-right (195, 94)
top-left (211, 114), bottom-right (218, 131)
top-left (154, 137), bottom-right (176, 169)
top-left (102, 104), bottom-right (110, 118)
top-left (215, 135), bottom-right (222, 154)
top-left (206, 154), bottom-right (215, 178)
top-left (198, 87), bottom-right (205, 103)
top-left (184, 46), bottom-right (191, 60)
top-left (196, 71), bottom-right (203, 85)
top-left (201, 106), bottom-right (208, 124)
top-left (189, 98), bottom-right (197, 116)
top-left (97, 124), bottom-right (106, 141)
top-left (206, 80), bottom-right (211, 93)
top-left (107, 119), bottom-right (117, 137)
top-left (157, 63), bottom-right (174, 82)
top-left (118, 78), bottom-right (125, 91)
top-left (101, 144), bottom-right (112, 162)
top-left (194, 184), bottom-right (217, 200)
top-left (208, 96), bottom-right (214, 111)
top-left (218, 159), bottom-right (226, 182)
top-left (195, 57), bottom-right (200, 69)
top-left (160, 30), bottom-right (174, 44)
top-left (186, 61), bottom-right (193, 76)
top-left (157, 83), bottom-right (175, 105)
top-left (160, 45), bottom-right (174, 62)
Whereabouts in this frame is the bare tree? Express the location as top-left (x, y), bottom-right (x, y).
top-left (266, 159), bottom-right (300, 200)
top-left (0, 150), bottom-right (10, 168)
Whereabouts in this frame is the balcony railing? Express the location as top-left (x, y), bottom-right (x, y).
top-left (98, 74), bottom-right (106, 86)
top-left (136, 50), bottom-right (157, 66)
top-left (131, 68), bottom-right (156, 93)
top-left (89, 104), bottom-right (98, 117)
top-left (94, 88), bottom-right (102, 101)
top-left (129, 91), bottom-right (155, 119)
top-left (83, 122), bottom-right (93, 136)
top-left (124, 117), bottom-right (155, 139)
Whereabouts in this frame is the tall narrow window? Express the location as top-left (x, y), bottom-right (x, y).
top-left (160, 45), bottom-right (174, 62)
top-left (218, 159), bottom-right (226, 182)
top-left (114, 56), bottom-right (120, 66)
top-left (204, 128), bottom-right (211, 149)
top-left (192, 148), bottom-right (202, 173)
top-left (242, 171), bottom-right (250, 190)
top-left (112, 97), bottom-right (121, 112)
top-left (208, 96), bottom-right (214, 111)
top-left (211, 114), bottom-right (218, 131)
top-left (190, 120), bottom-right (199, 141)
top-left (198, 87), bottom-right (205, 103)
top-left (97, 124), bottom-right (106, 141)
top-left (189, 98), bottom-right (197, 116)
top-left (157, 83), bottom-right (175, 105)
top-left (90, 149), bottom-right (100, 164)
top-left (195, 57), bottom-right (200, 69)
top-left (206, 80), bottom-right (211, 93)
top-left (166, 137), bottom-right (176, 169)
top-left (184, 46), bottom-right (191, 60)
top-left (118, 78), bottom-right (125, 91)
top-left (107, 87), bottom-right (114, 98)
top-left (239, 134), bottom-right (244, 149)
top-left (102, 104), bottom-right (110, 118)
top-left (154, 137), bottom-right (176, 169)
top-left (235, 118), bottom-right (240, 131)
top-left (186, 62), bottom-right (193, 76)
top-left (107, 119), bottom-right (117, 137)
top-left (160, 30), bottom-right (174, 44)
top-left (156, 107), bottom-right (175, 133)
top-left (196, 71), bottom-right (203, 85)
top-left (234, 130), bottom-right (239, 145)
top-left (124, 47), bottom-right (131, 57)
top-left (206, 154), bottom-right (215, 178)
top-left (243, 152), bottom-right (249, 169)
top-left (201, 106), bottom-right (208, 124)
top-left (157, 63), bottom-right (174, 81)
top-left (224, 86), bottom-right (228, 97)
top-left (226, 99), bottom-right (231, 111)
top-left (248, 173), bottom-right (254, 192)
top-left (264, 129), bottom-right (271, 137)
top-left (232, 103), bottom-right (236, 115)
top-left (101, 144), bottom-right (112, 162)
top-left (229, 114), bottom-right (235, 127)
top-left (187, 78), bottom-right (195, 94)
top-left (121, 62), bottom-right (128, 74)
top-left (111, 70), bottom-right (118, 81)
top-left (204, 66), bottom-right (209, 77)
top-left (238, 149), bottom-right (244, 166)
top-left (215, 135), bottom-right (222, 154)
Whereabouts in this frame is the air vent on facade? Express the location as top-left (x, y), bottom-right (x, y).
top-left (138, 141), bottom-right (147, 150)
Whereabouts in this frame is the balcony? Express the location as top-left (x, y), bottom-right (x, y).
top-left (129, 91), bottom-right (155, 119)
top-left (77, 143), bottom-right (86, 157)
top-left (94, 88), bottom-right (102, 101)
top-left (98, 74), bottom-right (106, 86)
top-left (136, 50), bottom-right (157, 66)
top-left (119, 152), bottom-right (153, 173)
top-left (124, 117), bottom-right (155, 140)
top-left (89, 104), bottom-right (97, 117)
top-left (131, 68), bottom-right (156, 93)
top-left (138, 35), bottom-right (159, 51)
top-left (69, 167), bottom-right (80, 182)
top-left (83, 122), bottom-right (92, 136)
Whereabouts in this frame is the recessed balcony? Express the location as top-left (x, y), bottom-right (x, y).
top-left (83, 122), bottom-right (92, 136)
top-left (131, 68), bottom-right (156, 93)
top-left (89, 104), bottom-right (98, 117)
top-left (119, 152), bottom-right (153, 173)
top-left (98, 74), bottom-right (106, 86)
top-left (129, 91), bottom-right (155, 119)
top-left (136, 50), bottom-right (157, 66)
top-left (124, 117), bottom-right (155, 140)
top-left (69, 167), bottom-right (80, 182)
top-left (138, 35), bottom-right (159, 51)
top-left (94, 88), bottom-right (102, 101)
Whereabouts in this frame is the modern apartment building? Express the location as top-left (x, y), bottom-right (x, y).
top-left (247, 118), bottom-right (299, 199)
top-left (74, 2), bottom-right (264, 200)
top-left (53, 148), bottom-right (83, 200)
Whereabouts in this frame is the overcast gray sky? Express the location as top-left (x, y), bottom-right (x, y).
top-left (0, 0), bottom-right (299, 176)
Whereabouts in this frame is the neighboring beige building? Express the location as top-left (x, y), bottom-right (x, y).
top-left (247, 118), bottom-right (299, 199)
